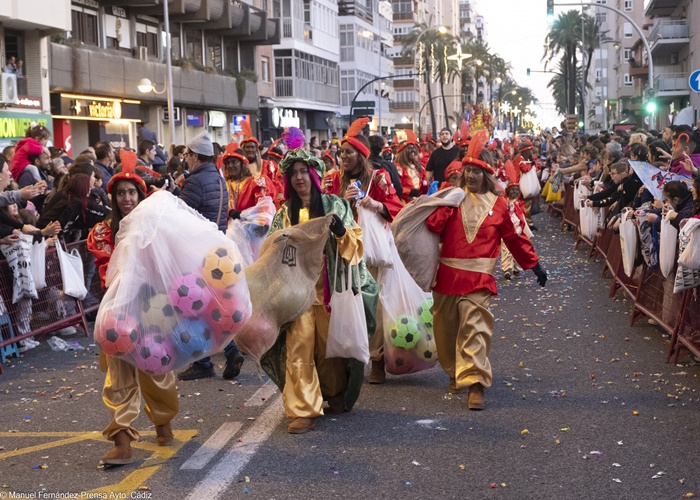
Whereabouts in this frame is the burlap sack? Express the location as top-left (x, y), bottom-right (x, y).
top-left (391, 187), bottom-right (466, 292)
top-left (234, 215), bottom-right (332, 361)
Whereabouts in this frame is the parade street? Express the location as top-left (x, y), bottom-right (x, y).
top-left (1, 211), bottom-right (698, 500)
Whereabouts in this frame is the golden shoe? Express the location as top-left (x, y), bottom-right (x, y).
top-left (287, 418), bottom-right (315, 434)
top-left (99, 430), bottom-right (133, 466)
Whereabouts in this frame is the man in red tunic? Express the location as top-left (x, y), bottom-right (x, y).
top-left (425, 131), bottom-right (547, 410)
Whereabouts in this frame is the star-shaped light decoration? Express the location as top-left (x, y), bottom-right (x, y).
top-left (501, 102), bottom-right (511, 114)
top-left (447, 44), bottom-right (471, 71)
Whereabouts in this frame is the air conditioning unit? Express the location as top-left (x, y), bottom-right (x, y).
top-left (137, 46), bottom-right (148, 61)
top-left (0, 73), bottom-right (19, 104)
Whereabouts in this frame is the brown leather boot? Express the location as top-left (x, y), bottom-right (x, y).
top-left (287, 418), bottom-right (315, 434)
top-left (155, 423), bottom-right (174, 446)
top-left (99, 430), bottom-right (134, 466)
top-left (368, 359), bottom-right (386, 384)
top-left (468, 383), bottom-right (485, 411)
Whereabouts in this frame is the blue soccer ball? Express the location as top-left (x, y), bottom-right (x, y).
top-left (172, 318), bottom-right (213, 360)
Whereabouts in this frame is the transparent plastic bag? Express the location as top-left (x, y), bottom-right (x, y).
top-left (357, 205), bottom-right (393, 268)
top-left (226, 196), bottom-right (275, 267)
top-left (94, 191), bottom-right (252, 375)
top-left (378, 237), bottom-right (437, 375)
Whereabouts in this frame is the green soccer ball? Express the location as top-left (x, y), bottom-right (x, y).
top-left (390, 315), bottom-right (421, 349)
top-left (417, 299), bottom-right (434, 330)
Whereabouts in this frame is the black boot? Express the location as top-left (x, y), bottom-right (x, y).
top-left (223, 349), bottom-right (245, 380)
top-left (178, 363), bottom-right (215, 381)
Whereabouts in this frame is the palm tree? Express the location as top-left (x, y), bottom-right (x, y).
top-left (401, 21), bottom-right (450, 137)
top-left (543, 10), bottom-right (582, 116)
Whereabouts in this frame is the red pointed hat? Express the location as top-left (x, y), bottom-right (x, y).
top-left (461, 130), bottom-right (494, 174)
top-left (239, 119), bottom-right (259, 146)
top-left (397, 129), bottom-right (419, 154)
top-left (341, 117), bottom-right (371, 158)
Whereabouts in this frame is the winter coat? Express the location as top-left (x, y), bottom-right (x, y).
top-left (178, 162), bottom-right (228, 232)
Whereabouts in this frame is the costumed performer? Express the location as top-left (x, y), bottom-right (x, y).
top-left (322, 117), bottom-right (403, 385)
top-left (240, 119), bottom-right (285, 207)
top-left (263, 144), bottom-right (378, 434)
top-left (87, 166), bottom-right (178, 466)
top-left (222, 145), bottom-right (276, 218)
top-left (425, 130), bottom-right (548, 411)
top-left (395, 129), bottom-right (429, 203)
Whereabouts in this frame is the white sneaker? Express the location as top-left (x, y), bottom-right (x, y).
top-left (26, 339), bottom-right (39, 347)
top-left (17, 340), bottom-right (36, 352)
top-left (57, 326), bottom-right (77, 337)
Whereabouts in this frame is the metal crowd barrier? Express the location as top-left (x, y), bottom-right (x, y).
top-left (545, 191), bottom-right (699, 363)
top-left (0, 239), bottom-right (103, 374)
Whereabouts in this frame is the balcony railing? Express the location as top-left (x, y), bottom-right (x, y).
top-left (275, 77), bottom-right (340, 105)
top-left (653, 72), bottom-right (690, 93)
top-left (390, 101), bottom-right (418, 112)
top-left (393, 78), bottom-right (419, 89)
top-left (393, 11), bottom-right (417, 22)
top-left (649, 19), bottom-right (689, 42)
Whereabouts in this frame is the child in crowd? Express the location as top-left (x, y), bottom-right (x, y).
top-left (10, 125), bottom-right (51, 182)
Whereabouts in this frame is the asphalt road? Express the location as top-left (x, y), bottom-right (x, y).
top-left (1, 210), bottom-right (699, 500)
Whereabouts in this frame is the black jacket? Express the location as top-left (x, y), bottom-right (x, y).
top-left (588, 172), bottom-right (643, 216)
top-left (179, 162), bottom-right (228, 232)
top-left (369, 154), bottom-right (403, 196)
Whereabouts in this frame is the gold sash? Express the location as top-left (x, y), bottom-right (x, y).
top-left (439, 257), bottom-right (497, 275)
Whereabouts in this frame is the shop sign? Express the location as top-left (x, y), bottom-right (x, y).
top-left (0, 111), bottom-right (52, 140)
top-left (111, 6), bottom-right (127, 18)
top-left (162, 106), bottom-right (182, 124)
top-left (231, 114), bottom-right (250, 133)
top-left (271, 108), bottom-right (300, 128)
top-left (73, 0), bottom-right (99, 8)
top-left (208, 110), bottom-right (227, 128)
top-left (11, 96), bottom-right (43, 110)
top-left (52, 94), bottom-right (140, 122)
top-left (187, 112), bottom-right (204, 127)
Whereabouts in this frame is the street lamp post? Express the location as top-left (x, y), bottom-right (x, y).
top-left (163, 0), bottom-right (175, 147)
top-left (417, 94), bottom-right (463, 136)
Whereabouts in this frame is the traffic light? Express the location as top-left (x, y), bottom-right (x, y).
top-left (645, 100), bottom-right (657, 114)
top-left (527, 68), bottom-right (531, 76)
top-left (547, 0), bottom-right (554, 23)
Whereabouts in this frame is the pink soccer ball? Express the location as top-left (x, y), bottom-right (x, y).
top-left (135, 333), bottom-right (176, 375)
top-left (168, 273), bottom-right (213, 318)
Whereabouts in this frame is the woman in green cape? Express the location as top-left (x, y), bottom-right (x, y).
top-left (261, 143), bottom-right (378, 434)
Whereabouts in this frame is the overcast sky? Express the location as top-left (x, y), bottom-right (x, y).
top-left (476, 0), bottom-right (576, 128)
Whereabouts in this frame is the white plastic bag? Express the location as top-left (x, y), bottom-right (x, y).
top-left (56, 239), bottom-right (87, 300)
top-left (30, 238), bottom-right (47, 290)
top-left (659, 216), bottom-right (678, 278)
top-left (674, 218), bottom-right (700, 293)
top-left (357, 205), bottom-right (393, 268)
top-left (678, 218), bottom-right (700, 269)
top-left (520, 168), bottom-right (541, 198)
top-left (326, 249), bottom-right (370, 363)
top-left (579, 206), bottom-right (598, 240)
top-left (619, 210), bottom-right (638, 277)
top-left (0, 235), bottom-right (38, 303)
top-left (226, 196), bottom-right (275, 267)
top-left (378, 237), bottom-right (437, 375)
top-left (94, 191), bottom-right (252, 375)
top-left (573, 182), bottom-right (590, 211)
top-left (540, 168), bottom-right (550, 182)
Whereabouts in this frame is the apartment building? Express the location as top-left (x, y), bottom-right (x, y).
top-left (338, 0), bottom-right (395, 135)
top-left (0, 0), bottom-right (71, 149)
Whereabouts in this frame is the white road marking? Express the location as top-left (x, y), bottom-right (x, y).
top-left (243, 380), bottom-right (278, 407)
top-left (185, 395), bottom-right (284, 500)
top-left (180, 421), bottom-right (243, 470)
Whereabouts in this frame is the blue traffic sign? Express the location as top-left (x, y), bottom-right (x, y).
top-left (690, 70), bottom-right (700, 93)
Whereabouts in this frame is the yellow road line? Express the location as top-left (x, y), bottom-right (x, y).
top-left (0, 431), bottom-right (99, 437)
top-left (0, 435), bottom-right (93, 459)
top-left (89, 430), bottom-right (198, 496)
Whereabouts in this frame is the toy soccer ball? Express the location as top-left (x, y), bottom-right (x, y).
top-left (417, 299), bottom-right (434, 330)
top-left (205, 287), bottom-right (251, 340)
top-left (389, 315), bottom-right (421, 349)
top-left (385, 347), bottom-right (416, 375)
top-left (169, 273), bottom-right (212, 318)
top-left (202, 245), bottom-right (243, 290)
top-left (172, 318), bottom-right (213, 360)
top-left (95, 313), bottom-right (140, 357)
top-left (414, 331), bottom-right (438, 363)
top-left (135, 334), bottom-right (175, 375)
top-left (140, 293), bottom-right (178, 331)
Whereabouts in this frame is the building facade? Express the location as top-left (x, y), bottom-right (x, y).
top-left (0, 0), bottom-right (71, 150)
top-left (39, 0), bottom-right (278, 154)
